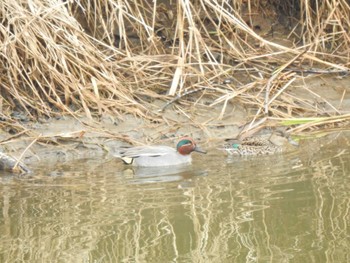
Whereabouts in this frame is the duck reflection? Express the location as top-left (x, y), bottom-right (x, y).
top-left (121, 165), bottom-right (208, 185)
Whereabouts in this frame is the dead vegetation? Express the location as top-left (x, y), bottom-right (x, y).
top-left (0, 0), bottom-right (350, 135)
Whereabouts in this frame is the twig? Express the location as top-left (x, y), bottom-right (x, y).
top-left (282, 68), bottom-right (349, 75)
top-left (159, 86), bottom-right (219, 112)
top-left (13, 135), bottom-right (40, 172)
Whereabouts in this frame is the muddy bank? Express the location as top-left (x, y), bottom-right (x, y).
top-left (0, 74), bottom-right (349, 173)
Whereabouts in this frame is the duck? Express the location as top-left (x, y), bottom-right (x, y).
top-left (113, 137), bottom-right (206, 167)
top-left (223, 132), bottom-right (298, 156)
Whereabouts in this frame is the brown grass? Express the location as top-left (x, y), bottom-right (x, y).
top-left (0, 0), bottom-right (349, 134)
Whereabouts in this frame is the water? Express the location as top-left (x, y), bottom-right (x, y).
top-left (0, 132), bottom-right (350, 262)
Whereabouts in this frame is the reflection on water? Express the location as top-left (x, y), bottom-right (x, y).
top-left (0, 132), bottom-right (350, 262)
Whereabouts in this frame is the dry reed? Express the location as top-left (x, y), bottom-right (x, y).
top-left (0, 0), bottom-right (350, 135)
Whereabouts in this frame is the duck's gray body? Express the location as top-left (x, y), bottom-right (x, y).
top-left (113, 137), bottom-right (206, 167)
top-left (115, 145), bottom-right (193, 167)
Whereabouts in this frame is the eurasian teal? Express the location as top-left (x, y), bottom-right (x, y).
top-left (114, 137), bottom-right (206, 167)
top-left (223, 133), bottom-right (297, 156)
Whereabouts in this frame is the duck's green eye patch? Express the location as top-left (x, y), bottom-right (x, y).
top-left (232, 143), bottom-right (240, 149)
top-left (177, 139), bottom-right (192, 148)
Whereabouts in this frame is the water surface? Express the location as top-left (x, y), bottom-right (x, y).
top-left (1, 132), bottom-right (350, 262)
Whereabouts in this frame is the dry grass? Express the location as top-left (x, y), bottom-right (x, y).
top-left (0, 0), bottom-right (350, 135)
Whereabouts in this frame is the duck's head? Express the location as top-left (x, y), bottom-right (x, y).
top-left (176, 137), bottom-right (207, 155)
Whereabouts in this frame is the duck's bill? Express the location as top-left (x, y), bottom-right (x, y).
top-left (194, 146), bottom-right (207, 154)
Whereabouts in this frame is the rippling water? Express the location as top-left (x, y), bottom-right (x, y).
top-left (1, 132), bottom-right (350, 262)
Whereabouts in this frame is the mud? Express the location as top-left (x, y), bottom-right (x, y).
top-left (0, 74), bottom-right (349, 172)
